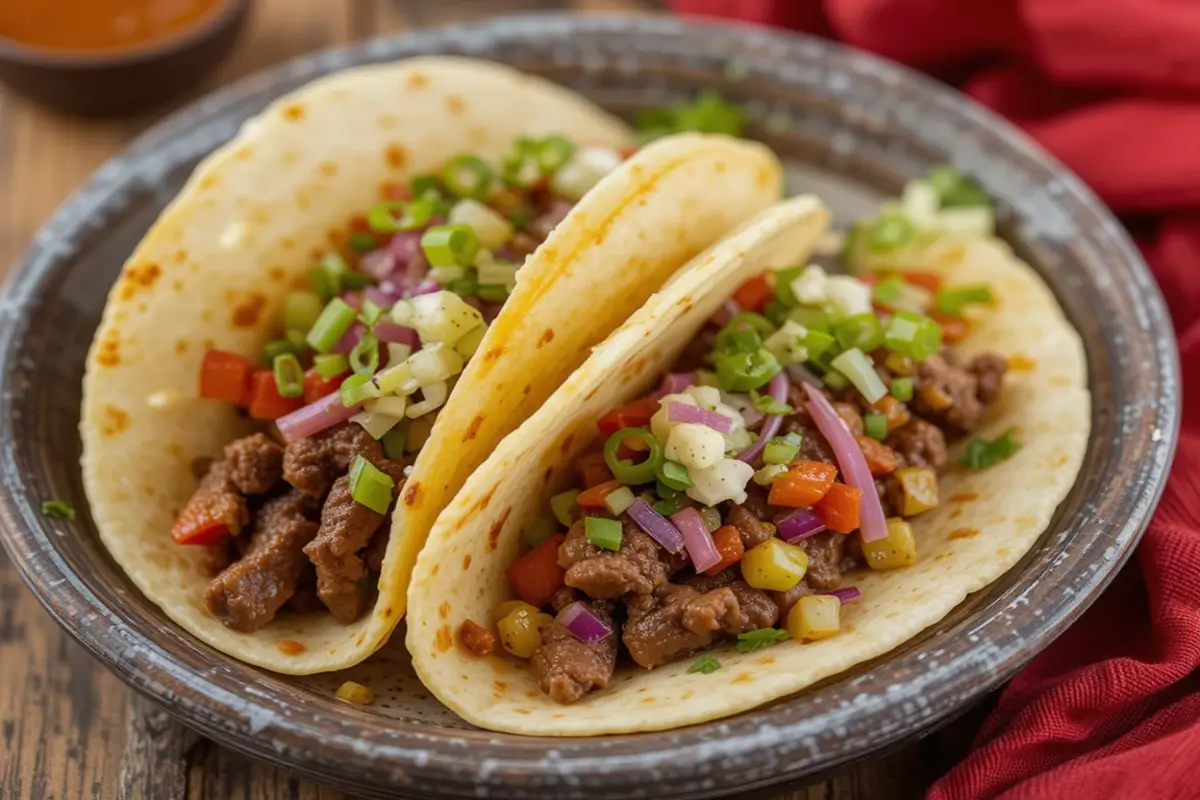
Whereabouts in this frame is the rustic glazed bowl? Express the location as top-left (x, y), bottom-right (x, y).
top-left (0, 0), bottom-right (250, 115)
top-left (0, 14), bottom-right (1178, 800)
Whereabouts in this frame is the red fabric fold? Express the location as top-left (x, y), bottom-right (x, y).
top-left (672, 2), bottom-right (1200, 798)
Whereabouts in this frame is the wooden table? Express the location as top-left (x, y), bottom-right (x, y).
top-left (0, 1), bottom-right (992, 797)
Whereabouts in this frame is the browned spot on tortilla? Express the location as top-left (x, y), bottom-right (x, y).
top-left (714, 161), bottom-right (727, 174)
top-left (681, 690), bottom-right (695, 700)
top-left (96, 335), bottom-right (121, 367)
top-left (136, 302), bottom-right (148, 313)
top-left (493, 681), bottom-right (508, 692)
top-left (281, 237), bottom-right (296, 251)
top-left (640, 697), bottom-right (656, 704)
top-left (473, 486), bottom-right (497, 513)
top-left (435, 625), bottom-right (452, 652)
top-left (560, 433), bottom-right (575, 455)
top-left (384, 606), bottom-right (394, 618)
top-left (282, 103), bottom-right (305, 121)
top-left (483, 346), bottom-right (504, 362)
top-left (174, 340), bottom-right (187, 354)
top-left (620, 355), bottom-right (648, 382)
top-left (356, 633), bottom-right (366, 645)
top-left (446, 95), bottom-right (465, 115)
top-left (552, 713), bottom-right (565, 719)
top-left (996, 547), bottom-right (1010, 559)
top-left (234, 146), bottom-right (252, 160)
top-left (585, 385), bottom-right (601, 400)
top-left (1052, 453), bottom-right (1071, 467)
top-left (118, 262), bottom-right (161, 300)
top-left (462, 554), bottom-right (472, 571)
top-left (949, 508), bottom-right (963, 520)
top-left (948, 527), bottom-right (981, 540)
top-left (202, 338), bottom-right (214, 350)
top-left (232, 293), bottom-right (267, 329)
top-left (319, 161), bottom-right (338, 177)
top-left (1015, 515), bottom-right (1039, 530)
top-left (100, 405), bottom-right (129, 437)
top-left (438, 601), bottom-right (451, 620)
top-left (172, 280), bottom-right (184, 292)
top-left (278, 639), bottom-right (306, 655)
top-left (537, 328), bottom-right (555, 348)
top-left (1051, 376), bottom-right (1071, 387)
top-left (172, 248), bottom-right (188, 263)
top-left (949, 491), bottom-right (979, 503)
top-left (378, 113), bottom-right (398, 130)
top-left (1007, 355), bottom-right (1037, 372)
top-left (430, 563), bottom-right (439, 577)
top-left (463, 413), bottom-right (485, 442)
top-left (542, 466), bottom-right (554, 485)
top-left (513, 708), bottom-right (531, 715)
top-left (142, 484), bottom-right (154, 497)
top-left (487, 508), bottom-right (512, 552)
top-left (732, 671), bottom-right (755, 684)
top-left (756, 164), bottom-right (773, 188)
top-left (757, 656), bottom-right (776, 665)
top-left (284, 150), bottom-right (300, 165)
top-left (407, 71), bottom-right (429, 90)
top-left (268, 266), bottom-right (285, 282)
top-left (468, 126), bottom-right (488, 146)
top-left (385, 143), bottom-right (408, 170)
top-left (522, 384), bottom-right (532, 397)
top-left (404, 481), bottom-right (421, 507)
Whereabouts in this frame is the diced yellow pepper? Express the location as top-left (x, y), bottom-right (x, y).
top-left (863, 517), bottom-right (918, 570)
top-left (335, 681), bottom-right (374, 705)
top-left (894, 466), bottom-right (939, 516)
top-left (494, 600), bottom-right (540, 622)
top-left (787, 594), bottom-right (841, 642)
top-left (497, 608), bottom-right (555, 659)
top-left (740, 538), bottom-right (809, 591)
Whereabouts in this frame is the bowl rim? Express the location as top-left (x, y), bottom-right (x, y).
top-left (0, 0), bottom-right (250, 69)
top-left (0, 12), bottom-right (1179, 798)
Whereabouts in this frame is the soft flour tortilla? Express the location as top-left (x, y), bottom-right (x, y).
top-left (81, 56), bottom-right (784, 674)
top-left (406, 199), bottom-right (1089, 735)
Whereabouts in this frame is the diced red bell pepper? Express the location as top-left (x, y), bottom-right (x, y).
top-left (506, 534), bottom-right (566, 607)
top-left (898, 270), bottom-right (943, 294)
top-left (857, 436), bottom-right (901, 476)
top-left (199, 350), bottom-right (252, 405)
top-left (705, 525), bottom-right (746, 576)
top-left (596, 395), bottom-right (660, 438)
top-left (769, 460), bottom-right (838, 508)
top-left (577, 451), bottom-right (613, 488)
top-left (303, 368), bottom-right (347, 405)
top-left (929, 311), bottom-right (970, 344)
top-left (247, 370), bottom-right (304, 421)
top-left (814, 483), bottom-right (863, 533)
top-left (732, 274), bottom-right (773, 313)
top-left (576, 479), bottom-right (623, 509)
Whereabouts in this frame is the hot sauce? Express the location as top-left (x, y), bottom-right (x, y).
top-left (0, 0), bottom-right (224, 53)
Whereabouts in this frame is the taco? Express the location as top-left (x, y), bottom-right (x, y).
top-left (407, 173), bottom-right (1089, 735)
top-left (81, 56), bottom-right (785, 674)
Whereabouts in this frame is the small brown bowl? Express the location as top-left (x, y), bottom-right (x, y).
top-left (0, 0), bottom-right (251, 116)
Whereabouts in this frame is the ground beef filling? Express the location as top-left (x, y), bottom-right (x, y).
top-left (187, 424), bottom-right (404, 633)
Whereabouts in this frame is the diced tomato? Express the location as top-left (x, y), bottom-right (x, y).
top-left (348, 214), bottom-right (371, 233)
top-left (705, 525), bottom-right (746, 576)
top-left (857, 436), bottom-right (901, 476)
top-left (303, 368), bottom-right (347, 404)
top-left (380, 182), bottom-right (412, 201)
top-left (578, 451), bottom-right (613, 488)
top-left (814, 483), bottom-right (863, 533)
top-left (596, 396), bottom-right (659, 438)
top-left (898, 270), bottom-right (943, 294)
top-left (199, 350), bottom-right (252, 405)
top-left (930, 311), bottom-right (969, 344)
top-left (858, 273), bottom-right (880, 287)
top-left (617, 146), bottom-right (637, 160)
top-left (577, 479), bottom-right (623, 509)
top-left (769, 460), bottom-right (838, 508)
top-left (506, 533), bottom-right (566, 607)
top-left (171, 499), bottom-right (232, 546)
top-left (247, 370), bottom-right (304, 421)
top-left (732, 274), bottom-right (773, 313)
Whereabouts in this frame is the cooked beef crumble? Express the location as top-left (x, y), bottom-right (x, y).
top-left (283, 423), bottom-right (383, 498)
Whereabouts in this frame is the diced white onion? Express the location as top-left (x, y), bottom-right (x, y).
top-left (937, 206), bottom-right (995, 236)
top-left (405, 290), bottom-right (484, 345)
top-left (406, 381), bottom-right (449, 418)
top-left (651, 393), bottom-right (697, 444)
top-left (364, 395), bottom-right (408, 417)
top-left (665, 423), bottom-right (726, 470)
top-left (753, 463), bottom-right (788, 486)
top-left (376, 361), bottom-right (419, 397)
top-left (825, 275), bottom-right (873, 317)
top-left (449, 199), bottom-right (513, 249)
top-left (453, 324), bottom-right (487, 359)
top-left (764, 319), bottom-right (809, 365)
top-left (686, 458), bottom-right (754, 506)
top-left (901, 180), bottom-right (939, 228)
top-left (550, 146), bottom-right (622, 201)
top-left (386, 342), bottom-right (413, 367)
top-left (408, 343), bottom-right (464, 387)
top-left (790, 264), bottom-right (828, 305)
top-left (350, 410), bottom-right (402, 439)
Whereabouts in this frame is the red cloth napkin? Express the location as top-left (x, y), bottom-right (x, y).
top-left (673, 3), bottom-right (1200, 798)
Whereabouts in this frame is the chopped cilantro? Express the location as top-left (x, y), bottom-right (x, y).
top-left (688, 654), bottom-right (722, 674)
top-left (41, 500), bottom-right (75, 520)
top-left (736, 628), bottom-right (790, 653)
top-left (960, 428), bottom-right (1022, 470)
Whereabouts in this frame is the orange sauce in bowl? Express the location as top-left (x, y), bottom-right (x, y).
top-left (0, 0), bottom-right (224, 53)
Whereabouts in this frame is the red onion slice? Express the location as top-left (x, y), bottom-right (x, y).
top-left (710, 298), bottom-right (742, 327)
top-left (556, 601), bottom-right (612, 643)
top-left (670, 507), bottom-right (721, 573)
top-left (786, 363), bottom-right (825, 388)
top-left (362, 286), bottom-right (393, 309)
top-left (482, 302), bottom-right (504, 324)
top-left (331, 323), bottom-right (366, 356)
top-left (666, 401), bottom-right (734, 434)
top-left (822, 586), bottom-right (862, 604)
top-left (627, 498), bottom-right (685, 554)
top-left (777, 509), bottom-right (826, 542)
top-left (409, 279), bottom-right (441, 297)
top-left (736, 370), bottom-right (789, 464)
top-left (340, 290), bottom-right (363, 310)
top-left (804, 384), bottom-right (889, 543)
top-left (374, 321), bottom-right (418, 346)
top-left (360, 249), bottom-right (396, 281)
top-left (275, 390), bottom-right (360, 443)
top-left (657, 372), bottom-right (695, 396)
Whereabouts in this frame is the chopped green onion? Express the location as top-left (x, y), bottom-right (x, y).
top-left (656, 480), bottom-right (680, 500)
top-left (688, 654), bottom-right (721, 674)
top-left (833, 313), bottom-right (885, 352)
top-left (421, 224), bottom-right (480, 269)
top-left (348, 232), bottom-right (377, 254)
top-left (448, 274), bottom-right (479, 297)
top-left (272, 353), bottom-right (304, 398)
top-left (508, 206), bottom-right (533, 229)
top-left (520, 517), bottom-right (557, 550)
top-left (762, 300), bottom-right (790, 328)
top-left (308, 265), bottom-right (337, 302)
top-left (656, 460), bottom-right (693, 491)
top-left (441, 154), bottom-right (494, 200)
top-left (348, 455), bottom-right (395, 514)
top-left (534, 135), bottom-right (575, 174)
top-left (750, 389), bottom-right (793, 415)
top-left (714, 347), bottom-right (781, 392)
top-left (822, 369), bottom-right (849, 390)
top-left (653, 493), bottom-right (690, 517)
top-left (736, 627), bottom-right (790, 653)
top-left (715, 312), bottom-right (773, 355)
top-left (604, 486), bottom-right (637, 516)
top-left (262, 337), bottom-right (302, 363)
top-left (831, 348), bottom-right (888, 403)
top-left (602, 428), bottom-right (663, 485)
top-left (699, 506), bottom-right (722, 533)
top-left (803, 330), bottom-right (837, 363)
top-left (366, 201), bottom-right (408, 234)
top-left (381, 426), bottom-right (407, 459)
top-left (340, 374), bottom-right (380, 407)
top-left (789, 306), bottom-right (831, 333)
top-left (763, 433), bottom-right (802, 465)
top-left (928, 166), bottom-right (992, 209)
top-left (864, 413), bottom-right (888, 441)
top-left (551, 490), bottom-right (580, 527)
top-left (873, 276), bottom-right (904, 306)
top-left (359, 300), bottom-right (386, 328)
top-left (315, 354), bottom-right (348, 379)
top-left (41, 500), bottom-right (75, 520)
top-left (867, 214), bottom-right (915, 252)
top-left (284, 291), bottom-right (324, 333)
top-left (635, 91), bottom-right (747, 142)
top-left (890, 377), bottom-right (914, 402)
top-left (349, 333), bottom-right (380, 377)
top-left (306, 298), bottom-right (357, 354)
top-left (476, 284), bottom-right (509, 303)
top-left (935, 284), bottom-right (993, 316)
top-left (410, 173), bottom-right (441, 197)
top-left (773, 265), bottom-right (805, 307)
top-left (961, 428), bottom-right (1022, 470)
top-left (884, 310), bottom-right (943, 361)
top-left (585, 516), bottom-right (623, 551)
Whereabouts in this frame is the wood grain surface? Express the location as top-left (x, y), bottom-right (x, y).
top-left (0, 1), bottom-right (991, 797)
